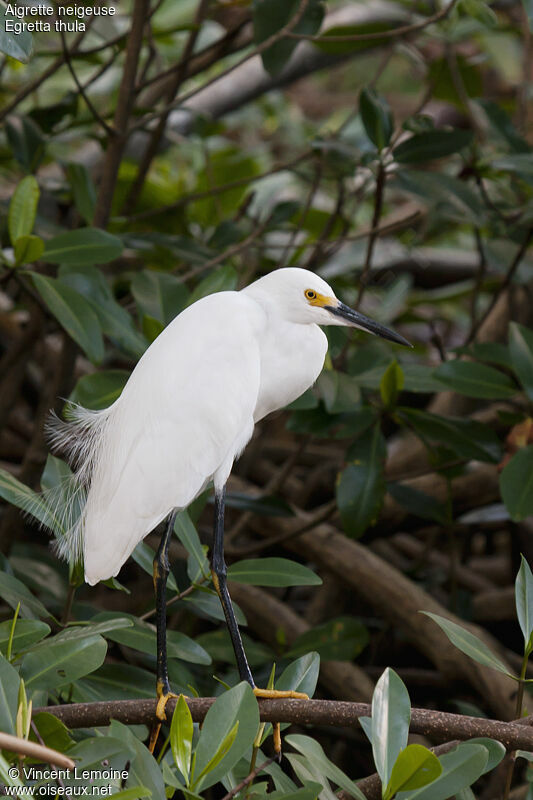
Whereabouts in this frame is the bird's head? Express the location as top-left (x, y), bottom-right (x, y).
top-left (245, 267), bottom-right (411, 347)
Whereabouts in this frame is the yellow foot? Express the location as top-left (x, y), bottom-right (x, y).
top-left (253, 687), bottom-right (309, 756)
top-left (149, 690), bottom-right (179, 754)
top-left (253, 688), bottom-right (309, 700)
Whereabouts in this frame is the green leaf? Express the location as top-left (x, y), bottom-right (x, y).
top-left (370, 668), bottom-right (410, 787)
top-left (287, 616), bottom-right (369, 661)
top-left (253, 0), bottom-right (325, 77)
top-left (266, 785), bottom-right (322, 800)
top-left (433, 361), bottom-right (516, 399)
top-left (224, 492), bottom-right (293, 517)
top-left (0, 570), bottom-right (50, 620)
top-left (398, 408), bottom-right (501, 463)
top-left (131, 541), bottom-right (179, 593)
top-left (359, 88), bottom-right (393, 150)
top-left (58, 265), bottom-right (147, 359)
top-left (466, 738), bottom-right (505, 772)
top-left (0, 619), bottom-right (50, 655)
top-left (66, 162), bottom-right (97, 224)
top-left (384, 744), bottom-right (441, 799)
top-left (312, 19), bottom-right (405, 55)
top-left (0, 6), bottom-right (33, 62)
top-left (8, 176), bottom-right (40, 245)
top-left (286, 734), bottom-right (366, 800)
top-left (187, 264), bottom-right (238, 305)
top-left (516, 555), bottom-right (533, 650)
top-left (227, 557), bottom-right (321, 587)
top-left (30, 711), bottom-right (74, 753)
top-left (20, 634), bottom-right (107, 690)
top-left (109, 720), bottom-right (166, 799)
top-left (400, 743), bottom-right (489, 800)
top-left (500, 446), bottom-right (533, 522)
top-left (336, 423), bottom-right (386, 537)
top-left (393, 130), bottom-right (473, 164)
top-left (192, 682), bottom-right (259, 790)
top-left (174, 511), bottom-right (210, 580)
top-left (6, 117), bottom-right (44, 172)
top-left (102, 789), bottom-right (152, 800)
top-left (28, 272), bottom-right (105, 364)
top-left (70, 370), bottom-right (129, 410)
top-left (43, 228), bottom-right (123, 265)
top-left (0, 653), bottom-right (20, 735)
top-left (92, 612), bottom-right (211, 665)
top-left (0, 467), bottom-right (57, 530)
top-left (394, 170), bottom-right (484, 224)
top-left (380, 360), bottom-right (404, 409)
top-left (509, 323), bottom-right (533, 401)
top-left (421, 612), bottom-right (513, 676)
top-left (131, 270), bottom-right (188, 326)
top-left (183, 589), bottom-right (247, 626)
top-left (28, 617), bottom-right (133, 649)
top-left (387, 483), bottom-right (448, 525)
top-left (277, 652), bottom-right (320, 697)
top-left (14, 235), bottom-right (44, 266)
top-left (194, 720), bottom-right (239, 786)
top-left (170, 695), bottom-right (193, 783)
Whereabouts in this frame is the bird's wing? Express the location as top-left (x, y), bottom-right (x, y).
top-left (82, 291), bottom-right (265, 584)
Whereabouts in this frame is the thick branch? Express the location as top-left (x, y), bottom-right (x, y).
top-left (34, 699), bottom-right (533, 752)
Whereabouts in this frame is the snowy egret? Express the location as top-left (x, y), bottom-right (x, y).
top-left (48, 267), bottom-right (410, 745)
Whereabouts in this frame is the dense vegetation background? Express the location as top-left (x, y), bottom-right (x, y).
top-left (1, 0), bottom-right (533, 797)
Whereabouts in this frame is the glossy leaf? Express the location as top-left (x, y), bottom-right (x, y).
top-left (336, 423), bottom-right (386, 537)
top-left (70, 370), bottom-right (129, 410)
top-left (30, 711), bottom-right (74, 753)
top-left (174, 511), bottom-right (210, 580)
top-left (170, 694), bottom-right (193, 783)
top-left (0, 618), bottom-right (50, 655)
top-left (28, 272), bottom-right (105, 364)
top-left (516, 555), bottom-right (533, 650)
top-left (92, 612), bottom-right (211, 665)
top-left (227, 557), bottom-right (321, 587)
top-left (0, 570), bottom-right (50, 620)
top-left (387, 483), bottom-right (448, 526)
top-left (399, 743), bottom-right (489, 800)
top-left (131, 269), bottom-right (188, 325)
top-left (192, 682), bottom-right (259, 790)
top-left (509, 323), bottom-right (533, 401)
top-left (20, 634), bottom-right (107, 689)
top-left (384, 744), bottom-right (441, 799)
top-left (277, 652), bottom-right (320, 697)
top-left (131, 541), bottom-right (179, 593)
top-left (433, 360), bottom-right (515, 399)
top-left (394, 170), bottom-right (484, 224)
top-left (370, 668), bottom-right (410, 787)
top-left (6, 117), bottom-right (45, 172)
top-left (8, 175), bottom-right (39, 245)
top-left (0, 467), bottom-right (56, 530)
top-left (14, 234), bottom-right (44, 266)
top-left (66, 162), bottom-right (97, 224)
top-left (393, 130), bottom-right (473, 163)
top-left (59, 265), bottom-right (147, 359)
top-left (253, 0), bottom-right (324, 77)
top-left (500, 446), bottom-right (533, 522)
top-left (0, 6), bottom-right (33, 61)
top-left (360, 88), bottom-right (393, 150)
top-left (422, 612), bottom-right (513, 676)
top-left (398, 408), bottom-right (501, 463)
top-left (109, 720), bottom-right (166, 799)
top-left (380, 360), bottom-right (404, 408)
top-left (43, 227), bottom-right (123, 265)
top-left (0, 653), bottom-right (20, 735)
top-left (286, 734), bottom-right (366, 800)
top-left (287, 616), bottom-right (369, 661)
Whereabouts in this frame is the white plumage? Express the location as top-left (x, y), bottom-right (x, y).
top-left (46, 267), bottom-right (408, 585)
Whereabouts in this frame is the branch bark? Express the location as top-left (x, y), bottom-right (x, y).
top-left (34, 699), bottom-right (533, 751)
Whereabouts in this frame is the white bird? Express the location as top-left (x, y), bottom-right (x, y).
top-left (47, 267), bottom-right (410, 743)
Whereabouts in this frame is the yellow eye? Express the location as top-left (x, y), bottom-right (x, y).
top-left (305, 289), bottom-right (317, 300)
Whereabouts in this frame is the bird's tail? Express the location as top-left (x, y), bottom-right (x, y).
top-left (22, 402), bottom-right (113, 567)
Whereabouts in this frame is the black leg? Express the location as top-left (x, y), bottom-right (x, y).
top-left (154, 508), bottom-right (178, 700)
top-left (211, 487), bottom-right (255, 687)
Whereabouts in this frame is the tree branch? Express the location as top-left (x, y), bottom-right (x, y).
top-left (34, 699), bottom-right (533, 752)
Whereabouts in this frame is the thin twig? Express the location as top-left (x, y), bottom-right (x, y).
top-left (220, 756), bottom-right (277, 800)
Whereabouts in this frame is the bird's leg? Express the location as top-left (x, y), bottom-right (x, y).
top-left (210, 487), bottom-right (307, 756)
top-left (149, 509), bottom-right (179, 753)
top-left (211, 487), bottom-right (255, 687)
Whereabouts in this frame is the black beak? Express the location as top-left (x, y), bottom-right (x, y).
top-left (326, 302), bottom-right (412, 347)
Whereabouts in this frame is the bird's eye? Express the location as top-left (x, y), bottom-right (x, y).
top-left (305, 289), bottom-right (317, 300)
